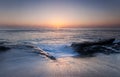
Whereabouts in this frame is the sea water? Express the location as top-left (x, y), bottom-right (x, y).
top-left (0, 28), bottom-right (120, 77)
top-left (0, 28), bottom-right (120, 57)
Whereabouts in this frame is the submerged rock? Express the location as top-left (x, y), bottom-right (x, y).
top-left (71, 38), bottom-right (120, 56)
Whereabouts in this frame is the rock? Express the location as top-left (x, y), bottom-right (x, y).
top-left (71, 38), bottom-right (115, 48)
top-left (46, 55), bottom-right (56, 60)
top-left (33, 47), bottom-right (56, 60)
top-left (0, 46), bottom-right (11, 52)
top-left (0, 41), bottom-right (8, 45)
top-left (0, 40), bottom-right (10, 45)
top-left (0, 40), bottom-right (11, 52)
top-left (71, 38), bottom-right (120, 56)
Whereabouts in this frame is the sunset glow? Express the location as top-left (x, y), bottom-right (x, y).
top-left (0, 0), bottom-right (120, 29)
top-left (0, 1), bottom-right (120, 77)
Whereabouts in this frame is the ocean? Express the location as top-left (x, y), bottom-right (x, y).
top-left (0, 28), bottom-right (120, 77)
top-left (0, 28), bottom-right (120, 57)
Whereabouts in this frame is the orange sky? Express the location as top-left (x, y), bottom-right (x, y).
top-left (0, 0), bottom-right (120, 28)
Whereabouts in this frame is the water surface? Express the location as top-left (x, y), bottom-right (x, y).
top-left (0, 28), bottom-right (120, 77)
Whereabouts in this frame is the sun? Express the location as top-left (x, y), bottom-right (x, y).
top-left (49, 19), bottom-right (65, 29)
top-left (45, 17), bottom-right (69, 29)
top-left (54, 22), bottom-right (63, 29)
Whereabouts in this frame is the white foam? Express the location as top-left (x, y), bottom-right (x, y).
top-left (35, 44), bottom-right (78, 58)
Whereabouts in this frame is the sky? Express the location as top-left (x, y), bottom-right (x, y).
top-left (0, 0), bottom-right (120, 28)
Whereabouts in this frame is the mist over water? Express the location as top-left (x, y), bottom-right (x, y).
top-left (0, 28), bottom-right (120, 77)
top-left (0, 28), bottom-right (120, 57)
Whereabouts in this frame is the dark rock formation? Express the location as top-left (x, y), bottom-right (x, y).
top-left (71, 38), bottom-right (115, 48)
top-left (0, 46), bottom-right (11, 52)
top-left (71, 38), bottom-right (120, 56)
top-left (0, 40), bottom-right (11, 52)
top-left (32, 46), bottom-right (56, 60)
top-left (0, 40), bottom-right (10, 45)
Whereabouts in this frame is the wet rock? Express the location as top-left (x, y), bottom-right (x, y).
top-left (71, 38), bottom-right (115, 48)
top-left (0, 46), bottom-right (11, 52)
top-left (0, 39), bottom-right (10, 45)
top-left (0, 40), bottom-right (11, 52)
top-left (0, 41), bottom-right (8, 45)
top-left (112, 44), bottom-right (120, 50)
top-left (33, 47), bottom-right (56, 60)
top-left (71, 38), bottom-right (120, 56)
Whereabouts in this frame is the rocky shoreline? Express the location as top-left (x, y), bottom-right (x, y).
top-left (0, 38), bottom-right (120, 59)
top-left (71, 38), bottom-right (120, 56)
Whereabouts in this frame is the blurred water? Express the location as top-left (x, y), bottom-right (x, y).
top-left (0, 28), bottom-right (120, 42)
top-left (0, 28), bottom-right (120, 57)
top-left (0, 28), bottom-right (120, 77)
